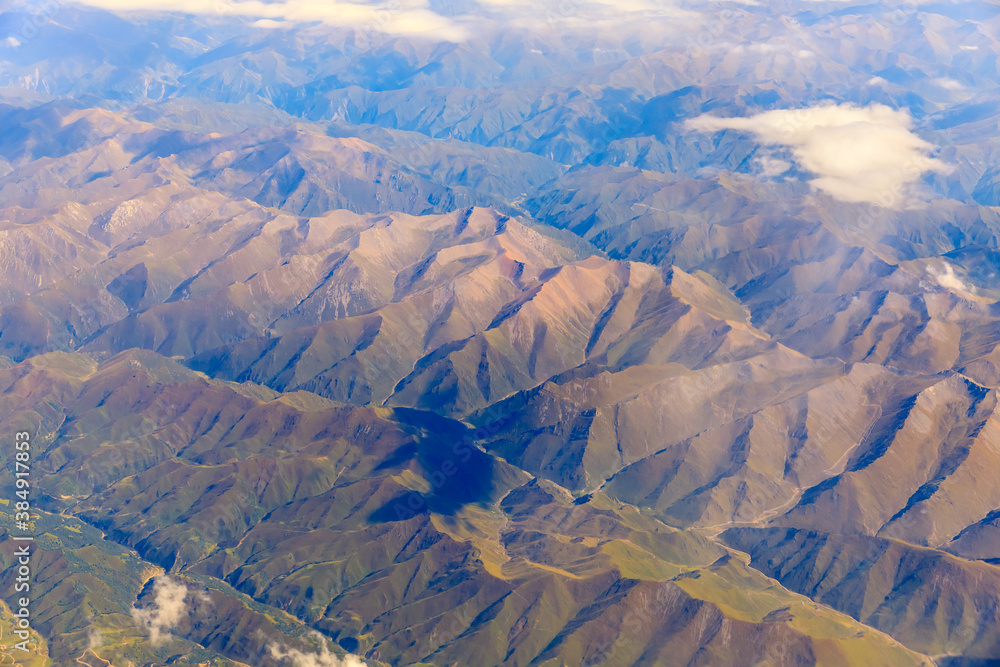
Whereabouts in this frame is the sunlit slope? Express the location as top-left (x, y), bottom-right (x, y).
top-left (0, 350), bottom-right (932, 666)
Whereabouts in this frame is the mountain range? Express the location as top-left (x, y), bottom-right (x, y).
top-left (1, 0), bottom-right (999, 665)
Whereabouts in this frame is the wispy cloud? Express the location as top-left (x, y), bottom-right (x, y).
top-left (59, 0), bottom-right (706, 39)
top-left (685, 103), bottom-right (951, 205)
top-left (67, 0), bottom-right (468, 41)
top-left (131, 576), bottom-right (195, 646)
top-left (268, 631), bottom-right (366, 667)
top-left (87, 627), bottom-right (105, 649)
top-left (930, 262), bottom-right (976, 294)
top-left (932, 77), bottom-right (964, 91)
top-left (758, 155), bottom-right (792, 177)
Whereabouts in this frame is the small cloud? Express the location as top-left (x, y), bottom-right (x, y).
top-left (959, 45), bottom-right (978, 50)
top-left (87, 627), bottom-right (104, 649)
top-left (739, 43), bottom-right (812, 58)
top-left (929, 263), bottom-right (976, 294)
top-left (932, 77), bottom-right (964, 91)
top-left (131, 576), bottom-right (193, 646)
top-left (685, 103), bottom-right (951, 206)
top-left (758, 156), bottom-right (792, 177)
top-left (2, 36), bottom-right (21, 48)
top-left (253, 19), bottom-right (290, 29)
top-left (268, 632), bottom-right (366, 667)
top-left (865, 76), bottom-right (887, 86)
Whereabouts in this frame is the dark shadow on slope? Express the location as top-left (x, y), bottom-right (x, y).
top-left (379, 407), bottom-right (525, 517)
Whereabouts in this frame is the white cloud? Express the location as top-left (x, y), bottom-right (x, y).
top-left (685, 103), bottom-right (951, 206)
top-left (727, 41), bottom-right (815, 59)
top-left (268, 632), bottom-right (366, 667)
top-left (253, 19), bottom-right (291, 29)
top-left (929, 263), bottom-right (976, 294)
top-left (758, 155), bottom-right (791, 177)
top-left (865, 76), bottom-right (887, 86)
top-left (87, 627), bottom-right (105, 649)
top-left (932, 77), bottom-right (964, 90)
top-left (959, 45), bottom-right (978, 50)
top-left (2, 37), bottom-right (21, 48)
top-left (131, 576), bottom-right (196, 646)
top-left (743, 43), bottom-right (811, 56)
top-left (67, 0), bottom-right (468, 41)
top-left (68, 0), bottom-right (702, 36)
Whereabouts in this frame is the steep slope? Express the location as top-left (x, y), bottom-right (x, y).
top-left (0, 350), bottom-right (932, 666)
top-left (0, 2), bottom-right (998, 664)
top-left (722, 527), bottom-right (1000, 660)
